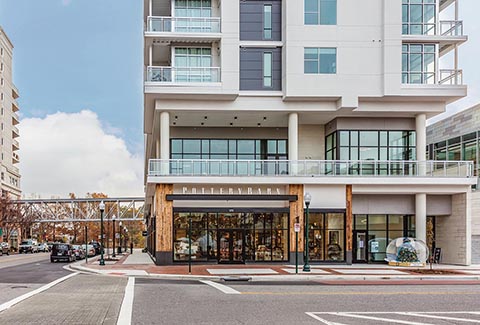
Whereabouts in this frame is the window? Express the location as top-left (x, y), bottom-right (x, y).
top-left (402, 44), bottom-right (436, 84)
top-left (263, 52), bottom-right (273, 88)
top-left (402, 0), bottom-right (436, 35)
top-left (0, 78), bottom-right (3, 86)
top-left (174, 0), bottom-right (212, 17)
top-left (304, 48), bottom-right (336, 74)
top-left (174, 47), bottom-right (213, 82)
top-left (308, 213), bottom-right (345, 261)
top-left (263, 5), bottom-right (272, 39)
top-left (0, 47), bottom-right (3, 56)
top-left (305, 0), bottom-right (337, 25)
top-left (0, 93), bottom-right (3, 101)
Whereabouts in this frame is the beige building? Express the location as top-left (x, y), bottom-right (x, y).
top-left (144, 0), bottom-right (475, 266)
top-left (0, 27), bottom-right (21, 199)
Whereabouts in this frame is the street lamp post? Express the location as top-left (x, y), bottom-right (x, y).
top-left (303, 192), bottom-right (312, 272)
top-left (118, 221), bottom-right (123, 253)
top-left (112, 215), bottom-right (116, 258)
top-left (99, 201), bottom-right (105, 266)
top-left (124, 227), bottom-right (128, 252)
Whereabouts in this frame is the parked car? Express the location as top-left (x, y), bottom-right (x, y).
top-left (38, 243), bottom-right (50, 252)
top-left (50, 243), bottom-right (75, 263)
top-left (89, 241), bottom-right (103, 255)
top-left (82, 244), bottom-right (95, 257)
top-left (19, 239), bottom-right (39, 254)
top-left (0, 242), bottom-right (9, 256)
top-left (72, 245), bottom-right (86, 260)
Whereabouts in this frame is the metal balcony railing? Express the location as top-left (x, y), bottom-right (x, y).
top-left (148, 159), bottom-right (474, 178)
top-left (439, 69), bottom-right (463, 85)
top-left (146, 66), bottom-right (221, 83)
top-left (440, 20), bottom-right (463, 36)
top-left (147, 16), bottom-right (221, 33)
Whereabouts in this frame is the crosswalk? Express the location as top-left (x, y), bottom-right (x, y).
top-left (306, 311), bottom-right (480, 324)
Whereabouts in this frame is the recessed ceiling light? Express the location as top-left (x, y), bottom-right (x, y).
top-left (201, 122), bottom-right (204, 126)
top-left (257, 123), bottom-right (261, 127)
top-left (204, 116), bottom-right (208, 120)
top-left (263, 117), bottom-right (267, 120)
top-left (230, 122), bottom-right (233, 126)
top-left (174, 116), bottom-right (178, 120)
top-left (173, 122), bottom-right (176, 125)
top-left (234, 116), bottom-right (238, 120)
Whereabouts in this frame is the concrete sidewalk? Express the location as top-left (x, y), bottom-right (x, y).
top-left (69, 249), bottom-right (480, 282)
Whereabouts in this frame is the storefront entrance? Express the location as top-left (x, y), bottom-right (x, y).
top-left (353, 231), bottom-right (367, 263)
top-left (218, 230), bottom-right (244, 264)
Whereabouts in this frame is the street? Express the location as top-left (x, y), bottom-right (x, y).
top-left (1, 256), bottom-right (480, 324)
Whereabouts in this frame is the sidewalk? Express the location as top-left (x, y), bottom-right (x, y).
top-left (70, 249), bottom-right (480, 283)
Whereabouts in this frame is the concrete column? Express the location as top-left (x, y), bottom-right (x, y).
top-left (148, 0), bottom-right (152, 17)
top-left (288, 113), bottom-right (298, 160)
top-left (416, 113), bottom-right (427, 176)
top-left (288, 113), bottom-right (298, 175)
top-left (415, 193), bottom-right (427, 243)
top-left (160, 112), bottom-right (170, 175)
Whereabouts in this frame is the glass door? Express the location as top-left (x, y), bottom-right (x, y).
top-left (353, 231), bottom-right (367, 263)
top-left (218, 230), bottom-right (244, 264)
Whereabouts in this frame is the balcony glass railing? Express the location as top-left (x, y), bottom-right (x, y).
top-left (439, 69), bottom-right (463, 85)
top-left (440, 20), bottom-right (464, 36)
top-left (147, 16), bottom-right (221, 33)
top-left (148, 159), bottom-right (474, 178)
top-left (146, 66), bottom-right (220, 83)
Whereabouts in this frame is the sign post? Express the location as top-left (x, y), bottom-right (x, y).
top-left (294, 219), bottom-right (301, 274)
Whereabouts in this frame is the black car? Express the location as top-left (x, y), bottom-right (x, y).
top-left (50, 243), bottom-right (75, 263)
top-left (89, 241), bottom-right (103, 255)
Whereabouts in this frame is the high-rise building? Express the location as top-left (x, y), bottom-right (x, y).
top-left (0, 27), bottom-right (21, 199)
top-left (143, 0), bottom-right (475, 265)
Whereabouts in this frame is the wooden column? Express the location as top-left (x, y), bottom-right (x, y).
top-left (289, 184), bottom-right (304, 255)
top-left (155, 183), bottom-right (173, 264)
top-left (346, 184), bottom-right (353, 264)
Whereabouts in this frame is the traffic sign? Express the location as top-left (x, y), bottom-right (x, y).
top-left (294, 223), bottom-right (301, 232)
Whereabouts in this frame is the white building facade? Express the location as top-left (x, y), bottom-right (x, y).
top-left (143, 0), bottom-right (475, 265)
top-left (0, 27), bottom-right (21, 199)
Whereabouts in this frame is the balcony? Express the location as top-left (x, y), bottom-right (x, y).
top-left (12, 113), bottom-right (19, 126)
top-left (147, 16), bottom-right (220, 34)
top-left (148, 159), bottom-right (474, 179)
top-left (12, 153), bottom-right (19, 164)
top-left (12, 139), bottom-right (19, 151)
top-left (402, 69), bottom-right (463, 86)
top-left (12, 84), bottom-right (19, 99)
top-left (439, 69), bottom-right (463, 85)
top-left (12, 126), bottom-right (19, 138)
top-left (441, 20), bottom-right (463, 36)
top-left (146, 66), bottom-right (220, 84)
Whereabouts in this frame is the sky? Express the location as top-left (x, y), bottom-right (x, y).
top-left (0, 0), bottom-right (479, 198)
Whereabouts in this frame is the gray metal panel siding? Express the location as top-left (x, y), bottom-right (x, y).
top-left (240, 47), bottom-right (282, 91)
top-left (240, 0), bottom-right (282, 41)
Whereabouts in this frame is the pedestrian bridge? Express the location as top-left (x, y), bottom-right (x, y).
top-left (10, 197), bottom-right (145, 223)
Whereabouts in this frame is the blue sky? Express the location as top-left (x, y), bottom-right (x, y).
top-left (0, 0), bottom-right (144, 152)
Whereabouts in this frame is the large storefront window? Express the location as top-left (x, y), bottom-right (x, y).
top-left (353, 214), bottom-right (415, 263)
top-left (307, 212), bottom-right (345, 262)
top-left (173, 211), bottom-right (289, 263)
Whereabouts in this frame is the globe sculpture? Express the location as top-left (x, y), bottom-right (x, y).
top-left (385, 237), bottom-right (429, 266)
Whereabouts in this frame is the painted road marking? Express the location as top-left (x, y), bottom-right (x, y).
top-left (0, 272), bottom-right (78, 313)
top-left (117, 277), bottom-right (135, 325)
top-left (199, 280), bottom-right (241, 294)
top-left (306, 312), bottom-right (480, 324)
top-left (241, 290), bottom-right (480, 296)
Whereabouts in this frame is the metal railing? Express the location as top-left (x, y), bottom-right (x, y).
top-left (441, 20), bottom-right (464, 36)
top-left (148, 159), bottom-right (474, 178)
top-left (439, 69), bottom-right (463, 85)
top-left (147, 16), bottom-right (221, 33)
top-left (146, 66), bottom-right (221, 83)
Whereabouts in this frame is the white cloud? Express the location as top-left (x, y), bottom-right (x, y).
top-left (18, 110), bottom-right (144, 198)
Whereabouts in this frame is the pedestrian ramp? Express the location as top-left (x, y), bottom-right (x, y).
top-left (306, 311), bottom-right (480, 324)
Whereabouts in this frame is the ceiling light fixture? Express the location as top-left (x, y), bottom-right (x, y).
top-left (204, 116), bottom-right (208, 120)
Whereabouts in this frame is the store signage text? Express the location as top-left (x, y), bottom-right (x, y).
top-left (182, 186), bottom-right (283, 195)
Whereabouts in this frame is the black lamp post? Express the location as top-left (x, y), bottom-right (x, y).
top-left (118, 221), bottom-right (123, 253)
top-left (99, 201), bottom-right (105, 266)
top-left (303, 192), bottom-right (312, 272)
top-left (124, 227), bottom-right (128, 252)
top-left (112, 215), bottom-right (116, 258)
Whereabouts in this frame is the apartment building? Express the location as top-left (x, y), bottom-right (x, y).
top-left (427, 103), bottom-right (480, 264)
top-left (0, 27), bottom-right (21, 200)
top-left (143, 0), bottom-right (475, 266)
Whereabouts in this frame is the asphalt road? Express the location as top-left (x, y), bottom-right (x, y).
top-left (132, 278), bottom-right (480, 325)
top-left (0, 253), bottom-right (70, 305)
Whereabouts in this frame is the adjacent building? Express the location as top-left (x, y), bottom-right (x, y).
top-left (143, 0), bottom-right (475, 265)
top-left (427, 103), bottom-right (480, 264)
top-left (0, 27), bottom-right (21, 200)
